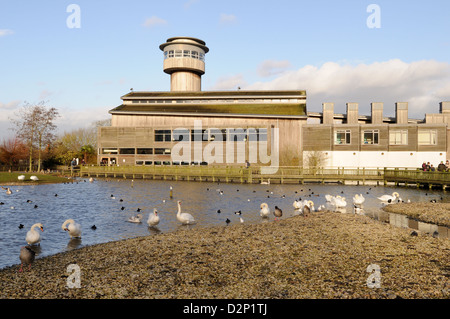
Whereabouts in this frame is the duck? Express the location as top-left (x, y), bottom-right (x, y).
top-left (377, 192), bottom-right (399, 202)
top-left (260, 203), bottom-right (270, 218)
top-left (62, 219), bottom-right (82, 239)
top-left (2, 187), bottom-right (12, 195)
top-left (18, 175), bottom-right (25, 181)
top-left (19, 246), bottom-right (36, 272)
top-left (353, 194), bottom-right (365, 207)
top-left (89, 177), bottom-right (94, 183)
top-left (176, 201), bottom-right (196, 225)
top-left (274, 206), bottom-right (282, 220)
top-left (147, 208), bottom-right (160, 227)
top-left (26, 223), bottom-right (44, 245)
top-left (127, 213), bottom-right (143, 223)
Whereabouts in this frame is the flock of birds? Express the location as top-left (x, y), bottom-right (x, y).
top-left (4, 172), bottom-right (442, 273)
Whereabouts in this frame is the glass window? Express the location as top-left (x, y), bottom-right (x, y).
top-left (228, 128), bottom-right (248, 142)
top-left (144, 161), bottom-right (153, 165)
top-left (168, 50), bottom-right (174, 58)
top-left (154, 148), bottom-right (171, 155)
top-left (137, 148), bottom-right (153, 155)
top-left (191, 51), bottom-right (198, 59)
top-left (164, 51), bottom-right (168, 59)
top-left (389, 130), bottom-right (408, 145)
top-left (362, 130), bottom-right (379, 145)
top-left (136, 161), bottom-right (144, 165)
top-left (199, 53), bottom-right (205, 61)
top-left (175, 50), bottom-right (182, 57)
top-left (418, 130), bottom-right (437, 145)
top-left (191, 129), bottom-right (209, 141)
top-left (183, 50), bottom-right (190, 57)
top-left (209, 128), bottom-right (226, 141)
top-left (155, 130), bottom-right (171, 142)
top-left (119, 148), bottom-right (135, 154)
top-left (102, 148), bottom-right (118, 154)
top-left (334, 130), bottom-right (351, 145)
top-left (173, 129), bottom-right (190, 142)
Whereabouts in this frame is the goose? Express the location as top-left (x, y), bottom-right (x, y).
top-left (19, 246), bottom-right (36, 272)
top-left (274, 206), bottom-right (283, 220)
top-left (260, 203), bottom-right (270, 218)
top-left (176, 201), bottom-right (196, 225)
top-left (377, 192), bottom-right (399, 202)
top-left (127, 213), bottom-right (143, 223)
top-left (62, 219), bottom-right (82, 238)
top-left (18, 175), bottom-right (25, 181)
top-left (147, 208), bottom-right (160, 227)
top-left (26, 223), bottom-right (44, 245)
top-left (260, 178), bottom-right (270, 185)
top-left (30, 175), bottom-right (39, 181)
top-left (353, 194), bottom-right (365, 207)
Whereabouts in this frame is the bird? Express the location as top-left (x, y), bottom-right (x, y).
top-left (176, 201), bottom-right (196, 225)
top-left (260, 203), bottom-right (270, 218)
top-left (217, 209), bottom-right (221, 214)
top-left (274, 206), bottom-right (282, 220)
top-left (325, 194), bottom-right (333, 202)
top-left (239, 217), bottom-right (244, 223)
top-left (147, 208), bottom-right (160, 227)
top-left (18, 175), bottom-right (25, 181)
top-left (26, 223), bottom-right (44, 245)
top-left (234, 210), bottom-right (242, 216)
top-left (127, 213), bottom-right (143, 223)
top-left (89, 177), bottom-right (94, 183)
top-left (18, 224), bottom-right (24, 229)
top-left (30, 176), bottom-right (39, 181)
top-left (377, 192), bottom-right (400, 202)
top-left (91, 225), bottom-right (97, 230)
top-left (19, 246), bottom-right (36, 272)
top-left (293, 199), bottom-right (302, 210)
top-left (62, 219), bottom-right (82, 239)
top-left (225, 218), bottom-right (231, 225)
top-left (331, 195), bottom-right (347, 208)
top-left (353, 194), bottom-right (365, 207)
top-left (260, 178), bottom-right (270, 185)
top-left (5, 187), bottom-right (12, 195)
top-left (302, 203), bottom-right (312, 217)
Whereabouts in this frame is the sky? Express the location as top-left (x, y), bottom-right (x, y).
top-left (1, 0), bottom-right (450, 139)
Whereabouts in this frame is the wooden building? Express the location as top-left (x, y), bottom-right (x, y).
top-left (97, 36), bottom-right (450, 170)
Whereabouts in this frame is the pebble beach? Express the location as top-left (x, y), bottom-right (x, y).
top-left (0, 203), bottom-right (449, 299)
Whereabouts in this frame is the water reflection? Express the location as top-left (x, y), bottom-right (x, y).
top-left (0, 178), bottom-right (448, 269)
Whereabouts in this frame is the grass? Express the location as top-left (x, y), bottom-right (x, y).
top-left (0, 172), bottom-right (70, 185)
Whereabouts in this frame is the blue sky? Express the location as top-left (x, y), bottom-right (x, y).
top-left (1, 0), bottom-right (450, 138)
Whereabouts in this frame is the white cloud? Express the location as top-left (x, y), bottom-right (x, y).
top-left (0, 100), bottom-right (21, 109)
top-left (219, 13), bottom-right (237, 25)
top-left (184, 0), bottom-right (200, 9)
top-left (208, 74), bottom-right (247, 91)
top-left (257, 60), bottom-right (292, 77)
top-left (244, 59), bottom-right (450, 118)
top-left (142, 16), bottom-right (168, 28)
top-left (0, 29), bottom-right (14, 37)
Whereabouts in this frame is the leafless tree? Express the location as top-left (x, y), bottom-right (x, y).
top-left (9, 101), bottom-right (60, 171)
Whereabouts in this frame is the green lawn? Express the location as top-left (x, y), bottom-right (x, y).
top-left (0, 172), bottom-right (70, 185)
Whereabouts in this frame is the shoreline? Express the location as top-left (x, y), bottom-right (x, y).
top-left (382, 203), bottom-right (450, 227)
top-left (1, 206), bottom-right (449, 299)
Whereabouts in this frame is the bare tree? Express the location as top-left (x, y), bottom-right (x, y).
top-left (9, 101), bottom-right (60, 171)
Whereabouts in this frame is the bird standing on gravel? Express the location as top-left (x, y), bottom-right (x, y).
top-left (274, 206), bottom-right (283, 220)
top-left (19, 246), bottom-right (35, 272)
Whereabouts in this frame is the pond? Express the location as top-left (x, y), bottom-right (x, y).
top-left (0, 178), bottom-right (448, 269)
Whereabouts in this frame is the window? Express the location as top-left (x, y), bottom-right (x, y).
top-left (228, 128), bottom-right (248, 142)
top-left (389, 130), bottom-right (408, 145)
top-left (248, 128), bottom-right (267, 142)
top-left (137, 148), bottom-right (153, 155)
top-left (155, 130), bottom-right (171, 142)
top-left (168, 50), bottom-right (174, 58)
top-left (191, 51), bottom-right (198, 59)
top-left (418, 130), bottom-right (437, 145)
top-left (362, 130), bottom-right (379, 145)
top-left (209, 128), bottom-right (226, 141)
top-left (164, 51), bottom-right (168, 59)
top-left (119, 148), bottom-right (135, 154)
top-left (334, 130), bottom-right (351, 145)
top-left (191, 129), bottom-right (209, 141)
top-left (102, 148), bottom-right (118, 154)
top-left (183, 50), bottom-right (190, 57)
top-left (154, 148), bottom-right (171, 155)
top-left (175, 50), bottom-right (182, 57)
top-left (199, 53), bottom-right (205, 61)
top-left (173, 129), bottom-right (189, 142)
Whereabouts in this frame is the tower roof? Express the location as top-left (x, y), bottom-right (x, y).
top-left (159, 36), bottom-right (209, 53)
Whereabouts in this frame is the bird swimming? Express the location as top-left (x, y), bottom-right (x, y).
top-left (377, 192), bottom-right (400, 202)
top-left (127, 213), bottom-right (143, 223)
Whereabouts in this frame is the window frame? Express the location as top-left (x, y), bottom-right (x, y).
top-left (334, 129), bottom-right (351, 145)
top-left (362, 129), bottom-right (379, 145)
top-left (389, 130), bottom-right (408, 145)
top-left (418, 130), bottom-right (437, 145)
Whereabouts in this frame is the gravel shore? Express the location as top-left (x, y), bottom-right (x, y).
top-left (382, 202), bottom-right (450, 227)
top-left (0, 206), bottom-right (449, 299)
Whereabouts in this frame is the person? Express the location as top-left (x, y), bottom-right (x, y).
top-left (430, 164), bottom-right (435, 172)
top-left (426, 162), bottom-right (431, 171)
top-left (422, 162), bottom-right (427, 171)
top-left (437, 161), bottom-right (446, 172)
top-left (245, 160), bottom-right (250, 169)
top-left (446, 160), bottom-right (449, 171)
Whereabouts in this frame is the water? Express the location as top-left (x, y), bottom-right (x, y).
top-left (0, 178), bottom-right (448, 269)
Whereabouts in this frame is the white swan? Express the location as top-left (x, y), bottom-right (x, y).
top-left (127, 213), bottom-right (143, 223)
top-left (176, 201), bottom-right (196, 225)
top-left (30, 175), bottom-right (39, 181)
top-left (62, 219), bottom-right (82, 238)
top-left (260, 178), bottom-right (270, 185)
top-left (332, 196), bottom-right (347, 208)
top-left (147, 208), bottom-right (160, 227)
top-left (325, 194), bottom-right (333, 202)
top-left (18, 175), bottom-right (25, 181)
top-left (293, 199), bottom-right (302, 209)
top-left (353, 194), bottom-right (365, 207)
top-left (377, 192), bottom-right (399, 202)
top-left (26, 223), bottom-right (44, 245)
top-left (260, 203), bottom-right (270, 218)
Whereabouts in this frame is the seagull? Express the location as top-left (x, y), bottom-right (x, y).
top-left (127, 213), bottom-right (143, 223)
